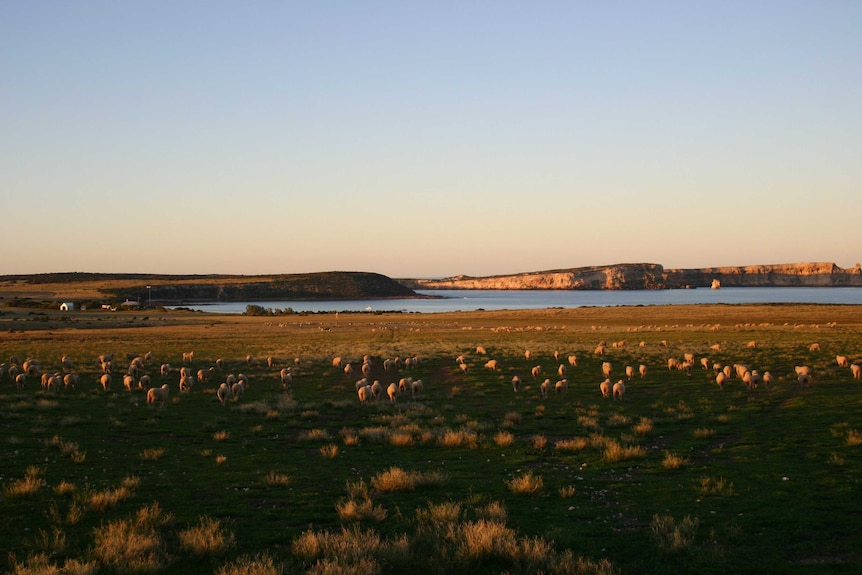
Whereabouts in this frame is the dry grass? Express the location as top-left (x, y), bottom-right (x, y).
top-left (389, 431), bottom-right (414, 447)
top-left (263, 471), bottom-right (291, 487)
top-left (437, 429), bottom-right (478, 448)
top-left (215, 553), bottom-right (284, 575)
top-left (416, 500), bottom-right (462, 529)
top-left (693, 428), bottom-right (716, 439)
top-left (4, 466), bottom-right (45, 498)
top-left (555, 437), bottom-right (589, 452)
top-left (370, 466), bottom-right (446, 492)
top-left (92, 503), bottom-right (172, 572)
top-left (698, 476), bottom-right (735, 497)
top-left (506, 471), bottom-right (544, 495)
top-left (319, 444), bottom-right (339, 459)
top-left (846, 429), bottom-right (862, 446)
top-left (632, 417), bottom-right (654, 436)
top-left (493, 431), bottom-right (515, 447)
top-left (531, 434), bottom-right (548, 450)
top-left (335, 497), bottom-right (388, 522)
top-left (212, 430), bottom-right (231, 442)
top-left (651, 514), bottom-right (700, 553)
top-left (559, 485), bottom-right (577, 498)
top-left (662, 452), bottom-right (688, 470)
top-left (178, 516), bottom-right (235, 556)
top-left (299, 428), bottom-right (331, 441)
top-left (602, 440), bottom-right (646, 463)
top-left (139, 448), bottom-right (165, 462)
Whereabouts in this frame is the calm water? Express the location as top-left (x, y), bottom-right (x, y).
top-left (171, 287), bottom-right (862, 314)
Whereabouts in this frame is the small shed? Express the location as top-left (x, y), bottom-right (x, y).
top-left (59, 302), bottom-right (74, 311)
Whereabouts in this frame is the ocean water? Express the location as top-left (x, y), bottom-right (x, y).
top-left (170, 287), bottom-right (862, 314)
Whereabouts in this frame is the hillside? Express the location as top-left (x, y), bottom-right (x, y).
top-left (402, 262), bottom-right (862, 290)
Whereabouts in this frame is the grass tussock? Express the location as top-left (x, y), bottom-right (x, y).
top-left (300, 428), bottom-right (331, 441)
top-left (335, 497), bottom-right (388, 523)
top-left (263, 471), bottom-right (291, 487)
top-left (846, 429), bottom-right (862, 446)
top-left (555, 437), bottom-right (589, 452)
top-left (215, 553), bottom-right (284, 575)
top-left (603, 440), bottom-right (646, 463)
top-left (88, 477), bottom-right (139, 512)
top-left (651, 514), bottom-right (700, 553)
top-left (178, 516), bottom-right (235, 556)
top-left (212, 430), bottom-right (231, 442)
top-left (532, 434), bottom-right (548, 450)
top-left (632, 417), bottom-right (654, 436)
top-left (7, 553), bottom-right (97, 575)
top-left (698, 477), bottom-right (735, 497)
top-left (139, 448), bottom-right (165, 462)
top-left (389, 431), bottom-right (414, 447)
top-left (416, 501), bottom-right (462, 529)
top-left (662, 452), bottom-right (688, 470)
top-left (493, 430), bottom-right (515, 447)
top-left (92, 503), bottom-right (172, 572)
top-left (693, 428), bottom-right (716, 439)
top-left (370, 466), bottom-right (447, 493)
top-left (437, 429), bottom-right (479, 449)
top-left (291, 526), bottom-right (410, 574)
top-left (319, 443), bottom-right (339, 459)
top-left (507, 471), bottom-right (544, 495)
top-left (559, 485), bottom-right (577, 498)
top-left (4, 466), bottom-right (46, 498)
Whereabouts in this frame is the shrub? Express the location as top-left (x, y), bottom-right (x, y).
top-left (507, 471), bottom-right (543, 495)
top-left (178, 516), bottom-right (235, 556)
top-left (4, 466), bottom-right (45, 498)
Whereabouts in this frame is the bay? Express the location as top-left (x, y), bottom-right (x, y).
top-left (171, 287), bottom-right (862, 314)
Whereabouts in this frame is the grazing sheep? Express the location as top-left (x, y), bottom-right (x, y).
top-left (398, 377), bottom-right (412, 392)
top-left (63, 373), bottom-right (78, 390)
top-left (710, 344), bottom-right (721, 352)
top-left (625, 365), bottom-right (634, 380)
top-left (215, 358), bottom-right (224, 370)
top-left (531, 365), bottom-right (542, 379)
top-left (476, 346), bottom-right (487, 355)
top-left (179, 375), bottom-right (194, 393)
top-left (182, 351), bottom-right (194, 362)
top-left (555, 379), bottom-right (568, 396)
top-left (667, 358), bottom-right (679, 370)
top-left (355, 378), bottom-right (369, 391)
top-left (795, 366), bottom-right (812, 376)
top-left (684, 353), bottom-right (695, 363)
top-left (750, 370), bottom-right (762, 388)
top-left (600, 379), bottom-right (611, 398)
top-left (123, 374), bottom-right (135, 391)
top-left (713, 362), bottom-right (723, 373)
top-left (639, 364), bottom-right (647, 378)
top-left (15, 373), bottom-right (26, 389)
top-left (809, 343), bottom-right (821, 352)
top-left (594, 344), bottom-right (605, 355)
top-left (147, 384), bottom-right (170, 405)
top-left (723, 365), bottom-right (733, 380)
top-left (231, 381), bottom-right (245, 400)
top-left (99, 374), bottom-right (111, 391)
top-left (246, 354), bottom-right (254, 366)
top-left (343, 363), bottom-right (354, 378)
top-left (484, 359), bottom-right (499, 371)
top-left (280, 368), bottom-right (293, 389)
top-left (613, 380), bottom-right (625, 400)
top-left (459, 362), bottom-right (469, 374)
top-left (716, 372), bottom-right (727, 389)
top-left (383, 359), bottom-right (393, 371)
top-left (387, 382), bottom-right (398, 402)
top-left (798, 372), bottom-right (812, 387)
top-left (746, 341), bottom-right (757, 348)
top-left (332, 356), bottom-right (344, 369)
top-left (557, 364), bottom-right (567, 378)
top-left (139, 375), bottom-right (152, 390)
top-left (602, 362), bottom-right (612, 378)
top-left (196, 368), bottom-right (214, 386)
top-left (850, 364), bottom-right (861, 380)
top-left (540, 378), bottom-right (551, 399)
top-left (160, 363), bottom-right (171, 377)
top-left (179, 366), bottom-right (191, 379)
top-left (568, 355), bottom-right (578, 367)
top-left (512, 376), bottom-right (521, 392)
top-left (101, 360), bottom-right (113, 375)
top-left (524, 350), bottom-right (531, 361)
top-left (741, 370), bottom-right (753, 389)
top-left (226, 374), bottom-right (237, 387)
top-left (267, 356), bottom-right (279, 368)
top-left (700, 358), bottom-right (710, 370)
top-left (455, 355), bottom-right (466, 364)
top-left (97, 353), bottom-right (113, 365)
top-left (357, 384), bottom-right (371, 403)
top-left (61, 355), bottom-right (75, 370)
top-left (217, 383), bottom-right (232, 405)
top-left (554, 350), bottom-right (561, 362)
top-left (411, 379), bottom-right (423, 397)
top-left (370, 380), bottom-right (383, 401)
top-left (762, 372), bottom-right (773, 388)
top-left (837, 355), bottom-right (850, 368)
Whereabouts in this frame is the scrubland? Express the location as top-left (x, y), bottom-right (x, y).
top-left (1, 303), bottom-right (861, 574)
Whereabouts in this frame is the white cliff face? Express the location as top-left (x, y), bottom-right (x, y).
top-left (409, 263), bottom-right (862, 290)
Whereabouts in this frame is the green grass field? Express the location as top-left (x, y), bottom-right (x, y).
top-left (1, 304), bottom-right (861, 574)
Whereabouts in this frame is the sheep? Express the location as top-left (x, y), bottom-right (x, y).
top-left (387, 382), bottom-right (398, 402)
top-left (383, 359), bottom-right (393, 371)
top-left (61, 355), bottom-right (75, 370)
top-left (700, 358), bottom-right (710, 370)
top-left (357, 384), bottom-right (371, 403)
top-left (215, 358), bottom-right (224, 370)
top-left (196, 368), bottom-right (214, 386)
top-left (554, 350), bottom-right (561, 362)
top-left (602, 361), bottom-right (612, 378)
top-left (750, 370), bottom-right (762, 389)
top-left (99, 373), bottom-right (111, 391)
top-left (123, 374), bottom-right (135, 391)
top-left (741, 370), bottom-right (753, 389)
top-left (639, 364), bottom-right (647, 378)
top-left (600, 379), bottom-right (611, 398)
top-left (411, 379), bottom-right (423, 397)
top-left (160, 363), bottom-right (171, 377)
top-left (370, 380), bottom-right (383, 401)
top-left (667, 358), bottom-right (679, 370)
top-left (216, 382), bottom-right (232, 405)
top-left (101, 360), bottom-right (113, 375)
top-left (568, 355), bottom-right (578, 367)
top-left (267, 356), bottom-right (279, 368)
top-left (355, 378), bottom-right (369, 391)
top-left (226, 373), bottom-right (237, 386)
top-left (594, 344), bottom-right (605, 355)
top-left (837, 355), bottom-right (850, 368)
top-left (555, 378), bottom-right (568, 396)
top-left (179, 366), bottom-right (192, 379)
top-left (455, 355), bottom-right (466, 364)
top-left (716, 372), bottom-right (727, 389)
top-left (246, 354), bottom-right (254, 366)
top-left (182, 351), bottom-right (194, 362)
top-left (344, 363), bottom-right (354, 378)
top-left (540, 378), bottom-right (551, 399)
top-left (795, 366), bottom-right (812, 376)
top-left (231, 381), bottom-right (245, 400)
top-left (15, 373), bottom-right (27, 389)
top-left (476, 346), bottom-right (487, 355)
top-left (710, 344), bottom-right (721, 352)
top-left (531, 365), bottom-right (542, 379)
top-left (713, 362), bottom-right (723, 373)
top-left (625, 365), bottom-right (634, 380)
top-left (23, 359), bottom-right (40, 377)
top-left (63, 373), bottom-right (78, 390)
top-left (809, 343), bottom-right (821, 352)
top-left (798, 372), bottom-right (812, 387)
top-left (723, 365), bottom-right (733, 380)
top-left (762, 372), bottom-right (772, 388)
top-left (850, 364), bottom-right (860, 380)
top-left (613, 380), bottom-right (625, 400)
top-left (684, 353), bottom-right (695, 363)
top-left (512, 376), bottom-right (521, 392)
top-left (398, 377), bottom-right (412, 393)
top-left (97, 353), bottom-right (113, 365)
top-left (139, 375), bottom-right (152, 390)
top-left (734, 364), bottom-right (750, 379)
top-left (147, 384), bottom-right (170, 405)
top-left (484, 359), bottom-right (499, 371)
top-left (280, 368), bottom-right (293, 389)
top-left (524, 350), bottom-right (531, 361)
top-left (557, 364), bottom-right (567, 378)
top-left (179, 375), bottom-right (194, 393)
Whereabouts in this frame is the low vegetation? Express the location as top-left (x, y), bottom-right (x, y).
top-left (1, 302), bottom-right (861, 574)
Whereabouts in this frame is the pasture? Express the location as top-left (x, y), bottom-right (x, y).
top-left (1, 303), bottom-right (861, 574)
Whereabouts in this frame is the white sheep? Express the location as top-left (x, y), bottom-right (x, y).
top-left (139, 375), bottom-right (152, 390)
top-left (798, 372), bottom-right (812, 387)
top-left (555, 379), bottom-right (568, 396)
top-left (398, 377), bottom-right (412, 392)
top-left (684, 353), bottom-right (695, 363)
top-left (147, 384), bottom-right (170, 405)
top-left (700, 358), bottom-right (710, 370)
top-left (715, 372), bottom-right (726, 389)
top-left (332, 356), bottom-right (343, 368)
top-left (411, 379), bottom-right (423, 397)
top-left (639, 364), bottom-right (647, 378)
top-left (667, 358), bottom-right (679, 370)
top-left (101, 360), bottom-right (113, 375)
top-left (723, 365), bottom-right (733, 380)
top-left (625, 365), bottom-right (634, 380)
top-left (746, 341), bottom-right (757, 348)
top-left (602, 362), bottom-right (612, 378)
top-left (61, 355), bottom-right (75, 370)
top-left (600, 379), bottom-right (611, 398)
top-left (344, 363), bottom-right (354, 378)
top-left (568, 355), bottom-right (578, 367)
top-left (762, 372), bottom-right (772, 388)
top-left (355, 378), bottom-right (369, 391)
top-left (160, 363), bottom-right (171, 377)
top-left (246, 354), bottom-right (254, 366)
top-left (217, 382), bottom-right (232, 405)
top-left (540, 378), bottom-right (550, 399)
top-left (809, 343), bottom-right (821, 352)
top-left (197, 368), bottom-right (214, 386)
top-left (613, 380), bottom-right (625, 400)
top-left (387, 382), bottom-right (398, 402)
top-left (99, 373), bottom-right (111, 391)
top-left (524, 350), bottom-right (531, 361)
top-left (182, 351), bottom-right (194, 362)
top-left (484, 359), bottom-right (499, 371)
top-left (357, 384), bottom-right (371, 403)
top-left (557, 364), bottom-right (567, 378)
top-left (741, 370), bottom-right (753, 389)
top-left (123, 374), bottom-right (135, 391)
top-left (512, 376), bottom-right (521, 392)
top-left (554, 350), bottom-right (561, 362)
top-left (179, 375), bottom-right (194, 393)
top-left (215, 358), bottom-right (224, 370)
top-left (231, 381), bottom-right (245, 400)
top-left (63, 373), bottom-right (78, 390)
top-left (459, 362), bottom-right (469, 374)
top-left (383, 359), bottom-right (393, 371)
top-left (531, 365), bottom-right (542, 379)
top-left (370, 380), bottom-right (383, 401)
top-left (280, 368), bottom-right (293, 389)
top-left (837, 355), bottom-right (850, 368)
top-left (179, 366), bottom-right (192, 379)
top-left (795, 366), bottom-right (812, 376)
top-left (476, 346), bottom-right (487, 355)
top-left (15, 373), bottom-right (26, 389)
top-left (851, 364), bottom-right (861, 380)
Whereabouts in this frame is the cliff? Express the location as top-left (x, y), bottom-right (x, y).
top-left (404, 263), bottom-right (862, 291)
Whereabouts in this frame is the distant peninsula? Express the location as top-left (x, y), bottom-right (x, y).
top-left (400, 262), bottom-right (862, 291)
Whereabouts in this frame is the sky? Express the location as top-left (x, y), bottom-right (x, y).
top-left (2, 1), bottom-right (860, 278)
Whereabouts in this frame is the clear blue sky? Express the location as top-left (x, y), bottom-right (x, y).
top-left (2, 1), bottom-right (860, 277)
